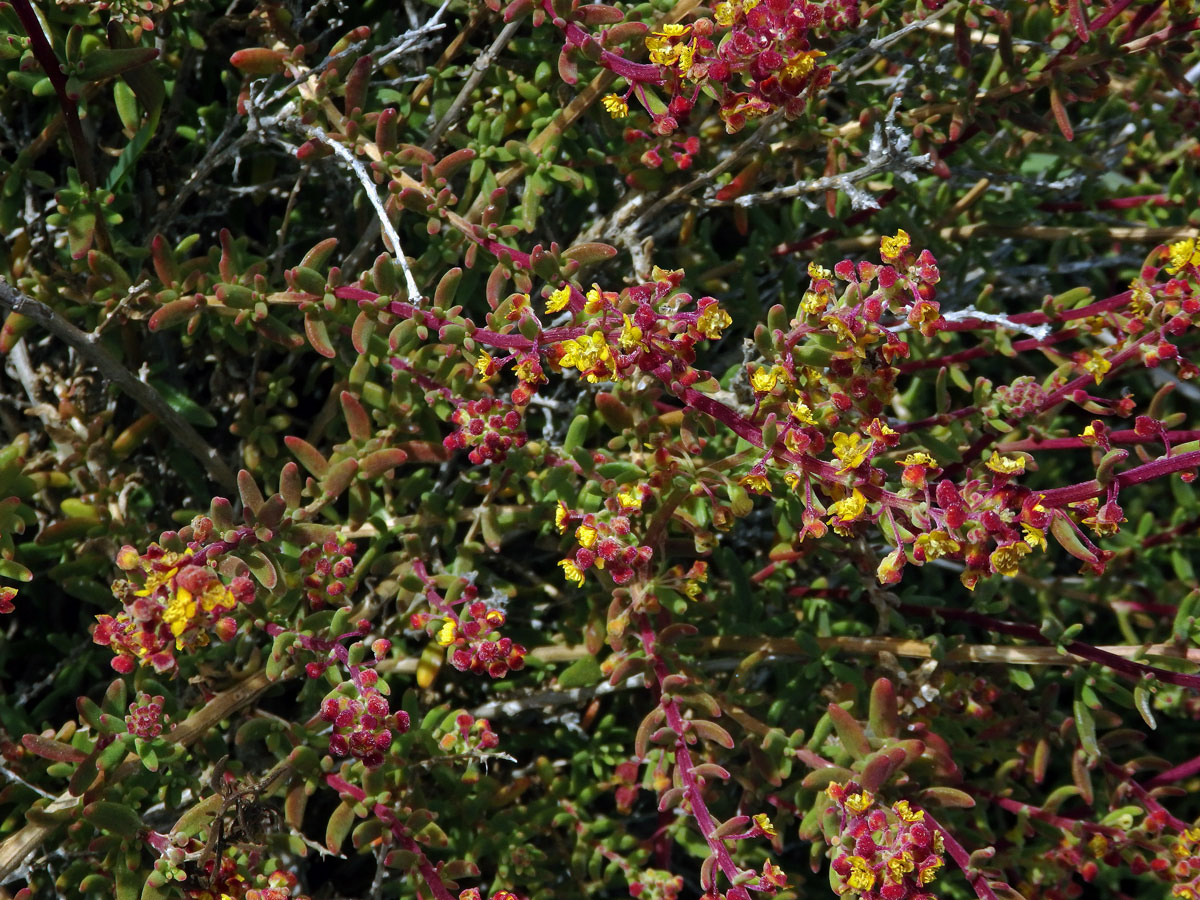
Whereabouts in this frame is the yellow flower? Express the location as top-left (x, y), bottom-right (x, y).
top-left (677, 42), bottom-right (696, 76)
top-left (683, 579), bottom-right (703, 601)
top-left (807, 261), bottom-right (831, 280)
top-left (828, 489), bottom-right (867, 529)
top-left (162, 587), bottom-right (197, 640)
top-left (436, 619), bottom-right (458, 646)
top-left (559, 559), bottom-right (586, 586)
top-left (781, 49), bottom-right (825, 82)
top-left (985, 452), bottom-right (1026, 475)
top-left (618, 313), bottom-right (644, 352)
top-left (880, 228), bottom-right (911, 262)
top-left (575, 524), bottom-right (598, 549)
top-left (584, 285), bottom-right (606, 315)
top-left (917, 857), bottom-right (943, 885)
top-left (198, 581), bottom-right (233, 613)
top-left (1021, 523), bottom-right (1047, 551)
top-left (801, 289), bottom-right (829, 316)
top-left (616, 484), bottom-right (642, 510)
top-left (893, 800), bottom-right (923, 823)
top-left (559, 332), bottom-right (614, 382)
top-left (846, 856), bottom-right (876, 893)
top-left (902, 452), bottom-right (935, 467)
top-left (1165, 238), bottom-right (1199, 274)
top-left (1082, 350), bottom-right (1111, 385)
top-left (740, 472), bottom-right (771, 494)
top-left (515, 357), bottom-right (545, 385)
top-left (877, 548), bottom-right (904, 584)
top-left (555, 500), bottom-right (570, 533)
top-left (474, 349), bottom-right (493, 378)
top-left (750, 366), bottom-right (780, 394)
top-left (753, 813), bottom-right (776, 837)
top-left (135, 565), bottom-right (179, 597)
top-left (546, 285), bottom-right (572, 313)
top-left (886, 851), bottom-right (915, 883)
top-left (788, 399), bottom-right (816, 425)
top-left (1080, 423), bottom-right (1098, 444)
top-left (915, 529), bottom-right (960, 560)
top-left (832, 432), bottom-right (868, 473)
top-left (869, 419), bottom-right (897, 444)
top-left (990, 541), bottom-right (1031, 577)
top-left (1082, 510), bottom-right (1123, 536)
top-left (601, 94), bottom-right (628, 118)
top-left (1089, 834), bottom-right (1109, 857)
top-left (648, 43), bottom-right (681, 66)
top-left (696, 304), bottom-right (732, 339)
top-left (844, 790), bottom-right (874, 814)
top-left (713, 1), bottom-right (734, 24)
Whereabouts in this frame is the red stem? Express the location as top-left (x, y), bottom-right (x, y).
top-left (1038, 450), bottom-right (1200, 507)
top-left (10, 0), bottom-right (97, 189)
top-left (325, 772), bottom-right (456, 900)
top-left (1002, 430), bottom-right (1200, 452)
top-left (637, 614), bottom-right (761, 899)
top-left (918, 806), bottom-right (1001, 900)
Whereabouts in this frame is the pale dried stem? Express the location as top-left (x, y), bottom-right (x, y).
top-left (0, 280), bottom-right (237, 493)
top-left (0, 670), bottom-right (275, 881)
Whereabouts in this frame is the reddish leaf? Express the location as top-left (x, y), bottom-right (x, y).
top-left (22, 734), bottom-right (87, 763)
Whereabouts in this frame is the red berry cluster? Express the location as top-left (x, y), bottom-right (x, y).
top-left (826, 784), bottom-right (946, 900)
top-left (126, 693), bottom-right (167, 739)
top-left (445, 396), bottom-right (528, 464)
top-left (618, 129), bottom-right (702, 187)
top-left (299, 537), bottom-right (357, 609)
top-left (320, 674), bottom-right (410, 768)
top-left (446, 601), bottom-right (528, 679)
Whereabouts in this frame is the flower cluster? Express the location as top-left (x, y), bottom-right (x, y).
top-left (597, 0), bottom-right (846, 134)
top-left (826, 784), bottom-right (946, 900)
top-left (556, 493), bottom-right (654, 587)
top-left (445, 395), bottom-right (528, 464)
top-left (543, 270), bottom-right (733, 387)
top-left (439, 711), bottom-right (500, 753)
top-left (705, 0), bottom-right (843, 132)
top-left (616, 128), bottom-right (702, 185)
top-left (125, 692), bottom-right (167, 740)
top-left (95, 543), bottom-right (254, 674)
top-left (320, 671), bottom-right (410, 768)
top-left (629, 869), bottom-right (685, 900)
top-left (459, 889), bottom-right (521, 900)
top-left (299, 536), bottom-right (357, 609)
top-left (433, 600), bottom-right (528, 679)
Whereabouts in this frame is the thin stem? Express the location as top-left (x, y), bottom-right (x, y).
top-left (920, 807), bottom-right (1001, 900)
top-left (285, 120), bottom-right (421, 303)
top-left (10, 0), bottom-right (97, 189)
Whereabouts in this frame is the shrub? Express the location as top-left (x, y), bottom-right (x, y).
top-left (1, 1), bottom-right (1199, 899)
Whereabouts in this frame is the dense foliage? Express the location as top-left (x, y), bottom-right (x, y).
top-left (1, 0), bottom-right (1200, 899)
